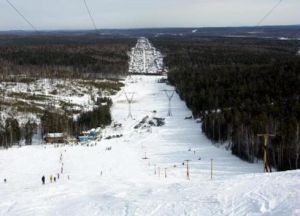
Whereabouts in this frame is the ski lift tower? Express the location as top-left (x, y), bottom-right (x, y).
top-left (163, 90), bottom-right (175, 116)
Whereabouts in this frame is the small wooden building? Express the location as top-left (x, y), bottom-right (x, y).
top-left (44, 133), bottom-right (66, 144)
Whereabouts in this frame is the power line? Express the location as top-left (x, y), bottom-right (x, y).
top-left (83, 0), bottom-right (98, 31)
top-left (255, 0), bottom-right (283, 27)
top-left (6, 0), bottom-right (38, 32)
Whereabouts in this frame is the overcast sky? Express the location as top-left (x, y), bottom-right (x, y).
top-left (0, 0), bottom-right (299, 31)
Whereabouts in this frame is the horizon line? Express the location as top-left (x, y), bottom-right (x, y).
top-left (1, 24), bottom-right (300, 33)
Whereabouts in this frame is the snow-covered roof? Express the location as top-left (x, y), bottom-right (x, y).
top-left (46, 133), bottom-right (64, 138)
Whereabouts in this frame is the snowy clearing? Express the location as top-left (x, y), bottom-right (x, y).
top-left (1, 75), bottom-right (299, 216)
top-left (0, 78), bottom-right (122, 125)
top-left (129, 37), bottom-right (164, 74)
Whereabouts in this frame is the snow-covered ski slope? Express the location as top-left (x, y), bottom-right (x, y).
top-left (0, 75), bottom-right (299, 216)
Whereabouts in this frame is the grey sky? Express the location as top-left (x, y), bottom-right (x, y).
top-left (0, 0), bottom-right (299, 31)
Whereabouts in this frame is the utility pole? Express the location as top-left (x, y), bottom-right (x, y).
top-left (143, 48), bottom-right (147, 73)
top-left (257, 134), bottom-right (275, 173)
top-left (210, 159), bottom-right (213, 180)
top-left (124, 92), bottom-right (135, 119)
top-left (183, 160), bottom-right (191, 180)
top-left (142, 152), bottom-right (149, 160)
top-left (163, 90), bottom-right (175, 116)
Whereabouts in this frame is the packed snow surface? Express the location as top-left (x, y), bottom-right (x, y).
top-left (0, 75), bottom-right (299, 216)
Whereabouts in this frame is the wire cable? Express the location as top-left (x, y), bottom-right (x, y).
top-left (6, 0), bottom-right (38, 32)
top-left (255, 0), bottom-right (283, 27)
top-left (83, 0), bottom-right (98, 31)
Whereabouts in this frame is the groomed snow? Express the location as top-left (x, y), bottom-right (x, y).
top-left (1, 75), bottom-right (299, 216)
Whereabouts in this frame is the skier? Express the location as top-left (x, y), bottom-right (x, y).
top-left (61, 167), bottom-right (63, 174)
top-left (50, 175), bottom-right (53, 183)
top-left (53, 177), bottom-right (56, 182)
top-left (57, 173), bottom-right (60, 179)
top-left (4, 178), bottom-right (7, 183)
top-left (41, 176), bottom-right (45, 185)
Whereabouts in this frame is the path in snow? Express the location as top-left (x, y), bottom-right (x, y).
top-left (129, 37), bottom-right (163, 74)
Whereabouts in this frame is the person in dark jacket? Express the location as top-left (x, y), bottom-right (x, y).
top-left (41, 176), bottom-right (45, 185)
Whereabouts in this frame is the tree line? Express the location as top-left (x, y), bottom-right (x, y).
top-left (41, 97), bottom-right (112, 137)
top-left (0, 35), bottom-right (135, 80)
top-left (0, 118), bottom-right (36, 147)
top-left (153, 36), bottom-right (300, 170)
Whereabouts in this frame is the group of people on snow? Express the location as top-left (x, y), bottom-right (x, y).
top-left (41, 173), bottom-right (60, 184)
top-left (41, 151), bottom-right (68, 185)
top-left (2, 150), bottom-right (70, 186)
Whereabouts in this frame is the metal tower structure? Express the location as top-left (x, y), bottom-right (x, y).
top-left (124, 92), bottom-right (135, 119)
top-left (163, 90), bottom-right (175, 116)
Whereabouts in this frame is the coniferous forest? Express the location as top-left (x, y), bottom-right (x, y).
top-left (41, 97), bottom-right (112, 137)
top-left (0, 35), bottom-right (135, 79)
top-left (153, 36), bottom-right (300, 171)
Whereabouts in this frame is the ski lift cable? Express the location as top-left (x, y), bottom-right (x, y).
top-left (83, 0), bottom-right (98, 31)
top-left (6, 0), bottom-right (38, 32)
top-left (255, 0), bottom-right (283, 28)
